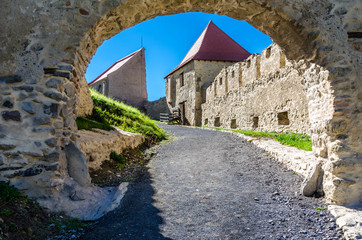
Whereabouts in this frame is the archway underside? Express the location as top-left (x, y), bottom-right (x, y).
top-left (0, 0), bottom-right (360, 214)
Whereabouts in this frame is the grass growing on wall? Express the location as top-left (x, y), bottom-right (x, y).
top-left (76, 117), bottom-right (114, 131)
top-left (204, 127), bottom-right (312, 151)
top-left (88, 89), bottom-right (166, 142)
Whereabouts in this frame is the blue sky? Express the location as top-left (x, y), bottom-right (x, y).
top-left (85, 12), bottom-right (273, 101)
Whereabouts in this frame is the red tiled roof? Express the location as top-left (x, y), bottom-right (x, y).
top-left (165, 21), bottom-right (251, 78)
top-left (88, 48), bottom-right (144, 85)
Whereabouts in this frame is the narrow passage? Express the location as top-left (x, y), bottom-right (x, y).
top-left (81, 124), bottom-right (342, 240)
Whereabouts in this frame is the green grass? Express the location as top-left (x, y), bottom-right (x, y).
top-left (110, 151), bottom-right (127, 170)
top-left (76, 117), bottom-right (113, 131)
top-left (315, 206), bottom-right (327, 211)
top-left (204, 126), bottom-right (312, 151)
top-left (89, 89), bottom-right (166, 142)
top-left (0, 209), bottom-right (12, 216)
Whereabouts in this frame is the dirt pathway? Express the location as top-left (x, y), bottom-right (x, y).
top-left (81, 124), bottom-right (343, 240)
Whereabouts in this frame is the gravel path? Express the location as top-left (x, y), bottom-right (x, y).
top-left (81, 124), bottom-right (343, 240)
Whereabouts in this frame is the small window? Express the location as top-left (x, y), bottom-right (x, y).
top-left (247, 60), bottom-right (251, 68)
top-left (239, 68), bottom-right (242, 87)
top-left (97, 84), bottom-right (102, 92)
top-left (219, 77), bottom-right (222, 85)
top-left (278, 111), bottom-right (290, 125)
top-left (214, 117), bottom-right (220, 127)
top-left (232, 71), bottom-right (235, 78)
top-left (230, 119), bottom-right (237, 129)
top-left (179, 72), bottom-right (184, 87)
top-left (266, 47), bottom-right (271, 58)
top-left (204, 118), bottom-right (208, 125)
top-left (253, 117), bottom-right (259, 129)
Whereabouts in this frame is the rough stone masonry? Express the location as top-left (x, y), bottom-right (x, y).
top-left (0, 0), bottom-right (360, 217)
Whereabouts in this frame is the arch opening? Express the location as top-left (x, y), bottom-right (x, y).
top-left (0, 0), bottom-right (360, 217)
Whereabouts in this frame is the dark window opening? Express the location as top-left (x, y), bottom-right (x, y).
top-left (219, 77), bottom-right (222, 85)
top-left (214, 117), bottom-right (220, 127)
top-left (247, 60), bottom-right (251, 68)
top-left (239, 68), bottom-right (242, 87)
top-left (278, 111), bottom-right (290, 125)
top-left (179, 72), bottom-right (184, 87)
top-left (266, 47), bottom-right (271, 58)
top-left (204, 118), bottom-right (208, 125)
top-left (230, 119), bottom-right (237, 129)
top-left (232, 71), bottom-right (235, 78)
top-left (97, 84), bottom-right (102, 92)
top-left (253, 116), bottom-right (259, 129)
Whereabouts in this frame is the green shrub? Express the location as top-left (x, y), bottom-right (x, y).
top-left (89, 89), bottom-right (166, 142)
top-left (0, 182), bottom-right (24, 203)
top-left (110, 151), bottom-right (127, 170)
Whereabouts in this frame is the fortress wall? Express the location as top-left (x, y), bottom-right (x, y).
top-left (202, 44), bottom-right (311, 134)
top-left (202, 61), bottom-right (311, 133)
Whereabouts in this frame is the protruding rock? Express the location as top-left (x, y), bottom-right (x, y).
top-left (21, 101), bottom-right (35, 114)
top-left (2, 111), bottom-right (21, 121)
top-left (301, 161), bottom-right (324, 197)
top-left (65, 142), bottom-right (91, 187)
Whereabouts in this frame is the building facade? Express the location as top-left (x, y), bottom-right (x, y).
top-left (88, 48), bottom-right (147, 108)
top-left (165, 21), bottom-right (251, 126)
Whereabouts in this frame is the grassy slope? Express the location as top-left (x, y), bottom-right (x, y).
top-left (81, 89), bottom-right (166, 142)
top-left (204, 126), bottom-right (312, 151)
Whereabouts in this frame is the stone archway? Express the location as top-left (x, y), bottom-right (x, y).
top-left (0, 0), bottom-right (360, 211)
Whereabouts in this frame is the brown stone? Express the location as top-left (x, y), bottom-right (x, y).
top-left (79, 8), bottom-right (89, 16)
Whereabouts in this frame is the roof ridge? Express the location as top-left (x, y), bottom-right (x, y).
top-left (164, 21), bottom-right (251, 78)
top-left (89, 48), bottom-right (144, 85)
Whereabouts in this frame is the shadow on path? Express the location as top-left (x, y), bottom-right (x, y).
top-left (80, 170), bottom-right (171, 240)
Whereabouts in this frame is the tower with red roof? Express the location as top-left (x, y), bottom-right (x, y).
top-left (165, 21), bottom-right (251, 126)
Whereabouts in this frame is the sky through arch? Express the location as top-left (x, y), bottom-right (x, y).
top-left (85, 12), bottom-right (273, 101)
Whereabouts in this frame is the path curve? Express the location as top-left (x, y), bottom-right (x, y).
top-left (81, 124), bottom-right (343, 240)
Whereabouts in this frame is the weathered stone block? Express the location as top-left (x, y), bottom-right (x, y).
top-left (2, 100), bottom-right (13, 108)
top-left (43, 149), bottom-right (60, 162)
top-left (22, 168), bottom-right (42, 177)
top-left (45, 138), bottom-right (57, 147)
top-left (21, 101), bottom-right (35, 114)
top-left (1, 111), bottom-right (21, 121)
top-left (32, 127), bottom-right (55, 135)
top-left (44, 90), bottom-right (66, 101)
top-left (0, 143), bottom-right (16, 150)
top-left (45, 78), bottom-right (62, 89)
top-left (301, 161), bottom-right (324, 197)
top-left (54, 70), bottom-right (72, 79)
top-left (43, 103), bottom-right (59, 117)
top-left (13, 85), bottom-right (34, 92)
top-left (0, 75), bottom-right (23, 84)
top-left (33, 116), bottom-right (51, 126)
top-left (65, 142), bottom-right (91, 187)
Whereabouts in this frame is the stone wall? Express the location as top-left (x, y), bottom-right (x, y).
top-left (202, 44), bottom-right (310, 134)
top-left (78, 128), bottom-right (145, 170)
top-left (144, 97), bottom-right (170, 120)
top-left (166, 60), bottom-right (237, 126)
top-left (0, 0), bottom-right (360, 213)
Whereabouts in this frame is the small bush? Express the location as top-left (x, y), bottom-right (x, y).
top-left (0, 209), bottom-right (12, 216)
top-left (0, 182), bottom-right (25, 203)
top-left (110, 151), bottom-right (127, 170)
